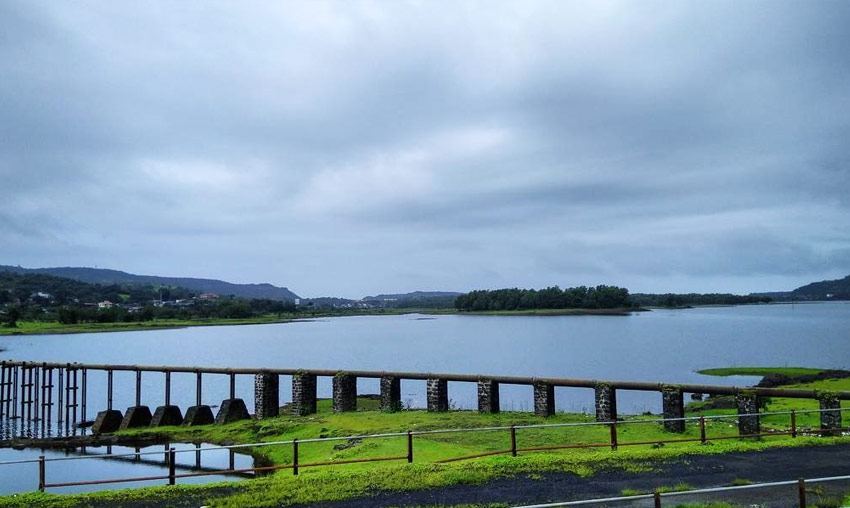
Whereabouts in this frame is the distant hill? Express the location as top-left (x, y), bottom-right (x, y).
top-left (362, 291), bottom-right (462, 301)
top-left (750, 274), bottom-right (850, 301)
top-left (0, 266), bottom-right (299, 301)
top-left (790, 274), bottom-right (850, 300)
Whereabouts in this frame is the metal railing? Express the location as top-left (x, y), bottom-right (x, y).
top-left (0, 406), bottom-right (846, 493)
top-left (511, 473), bottom-right (850, 507)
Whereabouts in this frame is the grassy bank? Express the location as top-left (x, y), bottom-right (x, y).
top-left (697, 367), bottom-right (826, 377)
top-left (0, 307), bottom-right (644, 337)
top-left (0, 309), bottom-right (457, 337)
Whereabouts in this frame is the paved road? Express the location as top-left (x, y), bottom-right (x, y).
top-left (302, 443), bottom-right (850, 508)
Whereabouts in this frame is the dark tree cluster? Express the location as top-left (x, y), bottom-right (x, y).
top-left (630, 293), bottom-right (771, 308)
top-left (454, 285), bottom-right (633, 311)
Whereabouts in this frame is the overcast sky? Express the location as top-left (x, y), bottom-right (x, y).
top-left (1, 1), bottom-right (849, 298)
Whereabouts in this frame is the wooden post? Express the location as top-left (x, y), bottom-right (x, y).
top-left (168, 448), bottom-right (176, 486)
top-left (407, 431), bottom-right (414, 463)
top-left (510, 426), bottom-right (517, 457)
top-left (654, 491), bottom-right (662, 508)
top-left (610, 422), bottom-right (618, 451)
top-left (699, 416), bottom-right (706, 443)
top-left (292, 438), bottom-right (299, 475)
top-left (798, 478), bottom-right (807, 508)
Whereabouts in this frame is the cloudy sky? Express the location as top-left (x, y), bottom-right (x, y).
top-left (1, 1), bottom-right (849, 298)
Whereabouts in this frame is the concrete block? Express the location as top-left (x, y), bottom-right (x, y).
top-left (151, 405), bottom-right (184, 427)
top-left (92, 409), bottom-right (123, 434)
top-left (216, 398), bottom-right (251, 424)
top-left (119, 406), bottom-right (152, 430)
top-left (183, 405), bottom-right (215, 426)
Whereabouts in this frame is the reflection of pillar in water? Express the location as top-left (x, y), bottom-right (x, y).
top-left (134, 447), bottom-right (141, 462)
top-left (229, 449), bottom-right (235, 471)
top-left (195, 443), bottom-right (202, 469)
top-left (107, 444), bottom-right (113, 455)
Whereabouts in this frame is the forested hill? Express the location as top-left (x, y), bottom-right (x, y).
top-left (790, 274), bottom-right (850, 300)
top-left (0, 266), bottom-right (299, 301)
top-left (749, 274), bottom-right (850, 301)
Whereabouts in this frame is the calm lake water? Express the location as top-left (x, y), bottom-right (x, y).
top-left (0, 442), bottom-right (255, 495)
top-left (1, 302), bottom-right (848, 428)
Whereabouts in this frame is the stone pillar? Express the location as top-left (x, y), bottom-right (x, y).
top-left (477, 379), bottom-right (500, 413)
top-left (254, 373), bottom-right (280, 419)
top-left (380, 375), bottom-right (402, 412)
top-left (427, 378), bottom-right (448, 412)
top-left (595, 384), bottom-right (617, 422)
top-left (183, 405), bottom-right (214, 426)
top-left (736, 392), bottom-right (760, 436)
top-left (533, 381), bottom-right (555, 417)
top-left (292, 372), bottom-right (317, 416)
top-left (819, 396), bottom-right (842, 437)
top-left (333, 374), bottom-right (357, 412)
top-left (662, 387), bottom-right (685, 433)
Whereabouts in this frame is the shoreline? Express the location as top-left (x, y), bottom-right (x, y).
top-left (0, 307), bottom-right (646, 337)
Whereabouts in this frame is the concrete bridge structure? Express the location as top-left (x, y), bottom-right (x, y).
top-left (1, 361), bottom-right (846, 437)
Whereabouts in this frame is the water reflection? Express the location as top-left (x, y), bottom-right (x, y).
top-left (0, 442), bottom-right (257, 494)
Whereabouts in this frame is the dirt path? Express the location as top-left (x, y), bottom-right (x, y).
top-left (301, 443), bottom-right (850, 508)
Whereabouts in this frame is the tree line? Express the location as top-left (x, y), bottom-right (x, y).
top-left (454, 285), bottom-right (633, 311)
top-left (630, 293), bottom-right (771, 308)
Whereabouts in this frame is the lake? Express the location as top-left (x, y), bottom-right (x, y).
top-left (1, 302), bottom-right (848, 433)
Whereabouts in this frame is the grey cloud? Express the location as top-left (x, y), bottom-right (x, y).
top-left (1, 1), bottom-right (849, 297)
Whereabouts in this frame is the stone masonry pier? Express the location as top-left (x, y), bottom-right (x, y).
top-left (2, 361), bottom-right (848, 438)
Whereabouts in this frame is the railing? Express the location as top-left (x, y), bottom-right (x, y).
top-left (511, 473), bottom-right (850, 507)
top-left (0, 406), bottom-right (846, 493)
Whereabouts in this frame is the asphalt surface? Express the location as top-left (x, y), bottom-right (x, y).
top-left (302, 443), bottom-right (850, 508)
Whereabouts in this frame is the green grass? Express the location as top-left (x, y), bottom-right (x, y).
top-left (697, 367), bottom-right (826, 377)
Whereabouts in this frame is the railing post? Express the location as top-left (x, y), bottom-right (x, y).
top-left (609, 422), bottom-right (618, 451)
top-left (798, 478), bottom-right (807, 508)
top-left (38, 455), bottom-right (45, 492)
top-left (168, 447), bottom-right (176, 486)
top-left (791, 410), bottom-right (797, 438)
top-left (510, 425), bottom-right (517, 457)
top-left (107, 369), bottom-right (113, 410)
top-left (699, 416), bottom-right (706, 443)
top-left (135, 369), bottom-right (142, 407)
top-left (654, 491), bottom-right (662, 508)
top-left (407, 431), bottom-right (414, 463)
top-left (292, 439), bottom-right (299, 475)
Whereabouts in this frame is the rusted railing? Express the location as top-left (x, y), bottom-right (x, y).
top-left (511, 473), bottom-right (850, 507)
top-left (0, 406), bottom-right (846, 492)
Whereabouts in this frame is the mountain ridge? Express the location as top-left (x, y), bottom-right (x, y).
top-left (0, 265), bottom-right (299, 301)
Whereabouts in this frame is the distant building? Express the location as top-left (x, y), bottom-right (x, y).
top-left (98, 301), bottom-right (115, 309)
top-left (199, 293), bottom-right (219, 300)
